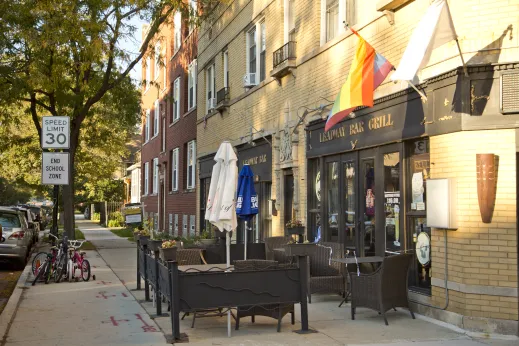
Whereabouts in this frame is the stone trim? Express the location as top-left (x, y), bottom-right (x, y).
top-left (431, 278), bottom-right (518, 298)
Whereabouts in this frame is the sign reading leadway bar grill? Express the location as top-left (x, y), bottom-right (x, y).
top-left (306, 94), bottom-right (426, 157)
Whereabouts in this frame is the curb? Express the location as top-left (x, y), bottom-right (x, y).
top-left (0, 257), bottom-right (33, 345)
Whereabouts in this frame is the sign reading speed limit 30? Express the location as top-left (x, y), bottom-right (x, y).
top-left (41, 116), bottom-right (70, 149)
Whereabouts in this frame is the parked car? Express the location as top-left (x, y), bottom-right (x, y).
top-left (11, 207), bottom-right (38, 244)
top-left (23, 205), bottom-right (47, 230)
top-left (0, 207), bottom-right (31, 269)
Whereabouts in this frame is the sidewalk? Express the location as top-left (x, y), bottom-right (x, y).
top-left (1, 219), bottom-right (166, 346)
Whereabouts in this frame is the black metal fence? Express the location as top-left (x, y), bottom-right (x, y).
top-left (273, 41), bottom-right (297, 69)
top-left (136, 241), bottom-right (312, 342)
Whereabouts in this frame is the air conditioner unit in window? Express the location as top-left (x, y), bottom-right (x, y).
top-left (207, 98), bottom-right (217, 111)
top-left (243, 73), bottom-right (257, 88)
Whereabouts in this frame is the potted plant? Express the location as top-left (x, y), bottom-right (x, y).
top-left (286, 219), bottom-right (305, 243)
top-left (199, 229), bottom-right (216, 246)
top-left (148, 231), bottom-right (168, 252)
top-left (159, 239), bottom-right (178, 261)
top-left (134, 228), bottom-right (150, 245)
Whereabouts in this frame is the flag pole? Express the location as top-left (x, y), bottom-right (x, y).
top-left (407, 81), bottom-right (428, 102)
top-left (455, 39), bottom-right (469, 77)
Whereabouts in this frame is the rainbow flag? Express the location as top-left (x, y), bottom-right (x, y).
top-left (325, 29), bottom-right (393, 131)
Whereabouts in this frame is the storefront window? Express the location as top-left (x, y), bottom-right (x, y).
top-left (362, 159), bottom-right (375, 256)
top-left (308, 159), bottom-right (321, 242)
top-left (384, 152), bottom-right (401, 253)
top-left (343, 161), bottom-right (355, 251)
top-left (327, 162), bottom-right (339, 241)
top-left (199, 178), bottom-right (211, 235)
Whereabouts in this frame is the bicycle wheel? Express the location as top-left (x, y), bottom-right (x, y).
top-left (54, 253), bottom-right (67, 283)
top-left (32, 252), bottom-right (48, 276)
top-left (32, 260), bottom-right (49, 286)
top-left (81, 259), bottom-right (91, 282)
top-left (44, 261), bottom-right (52, 284)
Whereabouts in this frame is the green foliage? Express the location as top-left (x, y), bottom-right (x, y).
top-left (153, 231), bottom-right (173, 241)
top-left (0, 177), bottom-right (33, 205)
top-left (110, 227), bottom-right (134, 238)
top-left (92, 212), bottom-right (100, 221)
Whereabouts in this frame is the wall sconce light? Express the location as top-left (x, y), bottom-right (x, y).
top-left (476, 153), bottom-right (498, 223)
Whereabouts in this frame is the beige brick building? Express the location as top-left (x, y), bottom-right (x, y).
top-left (196, 0), bottom-right (518, 334)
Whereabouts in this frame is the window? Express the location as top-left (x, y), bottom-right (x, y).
top-left (260, 21), bottom-right (266, 82)
top-left (187, 140), bottom-right (196, 189)
top-left (145, 109), bottom-right (150, 142)
top-left (153, 158), bottom-right (159, 194)
top-left (206, 64), bottom-right (215, 112)
top-left (161, 117), bottom-right (166, 152)
top-left (145, 57), bottom-right (151, 90)
top-left (174, 12), bottom-right (182, 52)
top-left (154, 42), bottom-right (161, 80)
top-left (144, 162), bottom-right (149, 195)
top-left (154, 100), bottom-right (160, 136)
top-left (171, 148), bottom-right (179, 191)
top-left (321, 0), bottom-right (354, 44)
top-left (247, 27), bottom-right (257, 76)
top-left (223, 50), bottom-right (229, 88)
top-left (172, 77), bottom-right (180, 121)
top-left (188, 59), bottom-right (197, 110)
top-left (285, 0), bottom-right (295, 42)
top-left (189, 0), bottom-right (197, 34)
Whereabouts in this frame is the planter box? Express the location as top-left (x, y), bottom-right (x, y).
top-left (283, 243), bottom-right (317, 257)
top-left (200, 239), bottom-right (217, 246)
top-left (148, 240), bottom-right (163, 252)
top-left (160, 247), bottom-right (178, 262)
top-left (287, 227), bottom-right (305, 235)
top-left (138, 236), bottom-right (150, 246)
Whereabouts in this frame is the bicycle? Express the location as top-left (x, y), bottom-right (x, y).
top-left (32, 233), bottom-right (62, 283)
top-left (65, 240), bottom-right (93, 282)
top-left (53, 235), bottom-right (68, 283)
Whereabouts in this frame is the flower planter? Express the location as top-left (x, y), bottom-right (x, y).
top-left (148, 240), bottom-right (163, 252)
top-left (138, 236), bottom-right (150, 246)
top-left (286, 227), bottom-right (305, 235)
top-left (200, 239), bottom-right (217, 246)
top-left (160, 247), bottom-right (178, 262)
top-left (283, 243), bottom-right (317, 257)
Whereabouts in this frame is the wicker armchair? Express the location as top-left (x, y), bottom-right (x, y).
top-left (265, 236), bottom-right (291, 263)
top-left (176, 249), bottom-right (203, 265)
top-left (308, 242), bottom-right (346, 303)
top-left (234, 260), bottom-right (295, 332)
top-left (350, 253), bottom-right (415, 325)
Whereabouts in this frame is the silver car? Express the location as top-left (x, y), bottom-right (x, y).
top-left (13, 207), bottom-right (39, 244)
top-left (0, 207), bottom-right (31, 269)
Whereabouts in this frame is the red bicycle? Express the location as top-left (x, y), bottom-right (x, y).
top-left (66, 240), bottom-right (94, 282)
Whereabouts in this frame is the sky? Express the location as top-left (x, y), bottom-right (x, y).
top-left (121, 15), bottom-right (146, 84)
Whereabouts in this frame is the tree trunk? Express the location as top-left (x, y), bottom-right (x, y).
top-left (62, 141), bottom-right (76, 240)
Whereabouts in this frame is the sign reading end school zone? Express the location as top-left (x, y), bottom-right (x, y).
top-left (42, 116), bottom-right (70, 149)
top-left (42, 152), bottom-right (69, 185)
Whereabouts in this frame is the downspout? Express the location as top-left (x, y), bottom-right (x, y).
top-left (410, 229), bottom-right (449, 310)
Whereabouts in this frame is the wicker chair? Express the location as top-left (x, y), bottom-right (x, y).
top-left (265, 236), bottom-right (291, 263)
top-left (307, 242), bottom-right (346, 303)
top-left (350, 253), bottom-right (415, 325)
top-left (234, 259), bottom-right (295, 332)
top-left (176, 249), bottom-right (203, 265)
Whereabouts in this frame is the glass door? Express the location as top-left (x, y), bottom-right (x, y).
top-left (341, 155), bottom-right (357, 254)
top-left (324, 157), bottom-right (340, 242)
top-left (359, 149), bottom-right (376, 256)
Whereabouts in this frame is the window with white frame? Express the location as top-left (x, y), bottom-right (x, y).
top-left (187, 140), bottom-right (196, 189)
top-left (153, 158), bottom-right (159, 194)
top-left (247, 27), bottom-right (257, 77)
top-left (145, 109), bottom-right (150, 142)
top-left (174, 12), bottom-right (182, 52)
top-left (284, 0), bottom-right (296, 42)
top-left (189, 0), bottom-right (197, 34)
top-left (171, 148), bottom-right (179, 191)
top-left (206, 64), bottom-right (215, 112)
top-left (260, 22), bottom-right (266, 82)
top-left (321, 0), bottom-right (353, 45)
top-left (145, 57), bottom-right (151, 90)
top-left (223, 50), bottom-right (229, 88)
top-left (188, 59), bottom-right (197, 110)
top-left (172, 77), bottom-right (180, 121)
top-left (154, 42), bottom-right (161, 80)
top-left (154, 99), bottom-right (160, 136)
top-left (144, 162), bottom-right (149, 195)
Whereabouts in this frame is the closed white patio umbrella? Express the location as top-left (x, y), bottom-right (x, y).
top-left (204, 141), bottom-right (238, 337)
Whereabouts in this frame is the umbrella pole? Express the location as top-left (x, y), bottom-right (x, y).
top-left (226, 232), bottom-right (231, 337)
top-left (244, 221), bottom-right (248, 260)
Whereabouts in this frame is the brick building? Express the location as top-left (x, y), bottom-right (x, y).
top-left (140, 2), bottom-right (198, 237)
top-left (196, 0), bottom-right (518, 334)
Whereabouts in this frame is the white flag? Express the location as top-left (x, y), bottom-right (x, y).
top-left (391, 0), bottom-right (457, 82)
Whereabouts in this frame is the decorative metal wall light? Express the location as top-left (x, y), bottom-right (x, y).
top-left (476, 154), bottom-right (498, 223)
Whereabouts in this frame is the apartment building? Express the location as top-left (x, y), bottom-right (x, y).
top-left (141, 1), bottom-right (199, 237)
top-left (196, 0), bottom-right (518, 334)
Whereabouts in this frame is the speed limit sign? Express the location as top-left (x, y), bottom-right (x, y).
top-left (41, 116), bottom-right (70, 149)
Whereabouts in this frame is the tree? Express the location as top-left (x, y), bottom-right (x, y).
top-left (0, 0), bottom-right (216, 238)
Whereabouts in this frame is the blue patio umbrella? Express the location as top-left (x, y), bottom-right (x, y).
top-left (236, 164), bottom-right (258, 259)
